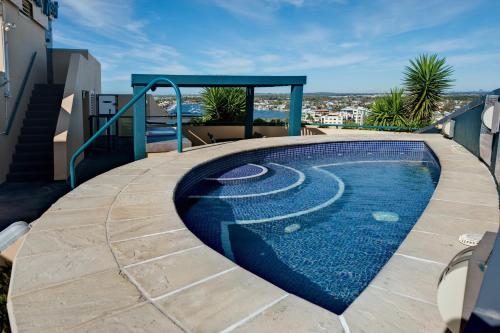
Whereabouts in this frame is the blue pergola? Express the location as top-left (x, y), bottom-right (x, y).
top-left (131, 74), bottom-right (307, 159)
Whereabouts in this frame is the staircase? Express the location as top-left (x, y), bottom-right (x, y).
top-left (7, 84), bottom-right (65, 182)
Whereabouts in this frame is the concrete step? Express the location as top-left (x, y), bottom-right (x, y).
top-left (15, 142), bottom-right (53, 154)
top-left (10, 160), bottom-right (53, 173)
top-left (18, 134), bottom-right (54, 144)
top-left (23, 117), bottom-right (58, 128)
top-left (28, 103), bottom-right (61, 112)
top-left (33, 84), bottom-right (64, 93)
top-left (20, 126), bottom-right (55, 136)
top-left (12, 150), bottom-right (53, 162)
top-left (30, 95), bottom-right (63, 104)
top-left (25, 110), bottom-right (60, 120)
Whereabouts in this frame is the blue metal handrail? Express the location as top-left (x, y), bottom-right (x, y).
top-left (69, 77), bottom-right (182, 188)
top-left (1, 52), bottom-right (37, 135)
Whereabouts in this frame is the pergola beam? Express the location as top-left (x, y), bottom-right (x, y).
top-left (131, 74), bottom-right (306, 88)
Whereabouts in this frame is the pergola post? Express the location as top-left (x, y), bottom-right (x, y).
top-left (289, 84), bottom-right (303, 136)
top-left (133, 85), bottom-right (147, 160)
top-left (245, 87), bottom-right (255, 139)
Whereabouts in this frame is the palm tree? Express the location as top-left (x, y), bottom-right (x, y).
top-left (403, 54), bottom-right (454, 126)
top-left (201, 87), bottom-right (246, 122)
top-left (366, 88), bottom-right (408, 128)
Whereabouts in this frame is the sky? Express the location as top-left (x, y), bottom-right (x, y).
top-left (53, 0), bottom-right (500, 94)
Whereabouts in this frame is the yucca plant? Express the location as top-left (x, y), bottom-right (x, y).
top-left (403, 54), bottom-right (454, 126)
top-left (366, 88), bottom-right (408, 128)
top-left (201, 87), bottom-right (246, 122)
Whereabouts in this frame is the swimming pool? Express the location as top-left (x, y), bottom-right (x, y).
top-left (175, 141), bottom-right (440, 314)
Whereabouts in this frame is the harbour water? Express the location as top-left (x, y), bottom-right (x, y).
top-left (167, 103), bottom-right (288, 120)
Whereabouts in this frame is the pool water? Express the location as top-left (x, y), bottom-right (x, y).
top-left (176, 141), bottom-right (440, 314)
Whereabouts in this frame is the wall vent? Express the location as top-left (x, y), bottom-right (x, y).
top-left (21, 0), bottom-right (34, 18)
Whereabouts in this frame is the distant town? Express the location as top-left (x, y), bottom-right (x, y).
top-left (155, 92), bottom-right (480, 125)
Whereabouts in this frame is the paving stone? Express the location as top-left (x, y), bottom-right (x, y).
top-left (10, 245), bottom-right (116, 296)
top-left (424, 199), bottom-right (499, 223)
top-left (370, 254), bottom-right (444, 304)
top-left (113, 192), bottom-right (171, 206)
top-left (17, 224), bottom-right (107, 258)
top-left (85, 174), bottom-right (141, 185)
top-left (433, 187), bottom-right (498, 207)
top-left (9, 270), bottom-right (141, 333)
top-left (108, 214), bottom-right (185, 242)
top-left (71, 303), bottom-right (184, 333)
top-left (156, 268), bottom-right (286, 333)
top-left (104, 168), bottom-right (149, 176)
top-left (413, 213), bottom-right (498, 238)
top-left (48, 195), bottom-right (115, 211)
top-left (109, 202), bottom-right (175, 221)
top-left (232, 295), bottom-right (343, 333)
top-left (343, 286), bottom-right (447, 333)
top-left (30, 207), bottom-right (109, 231)
top-left (65, 183), bottom-right (122, 198)
top-left (111, 229), bottom-right (202, 266)
top-left (125, 246), bottom-right (235, 298)
top-left (397, 230), bottom-right (466, 264)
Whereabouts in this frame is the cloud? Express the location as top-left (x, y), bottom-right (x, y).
top-left (199, 50), bottom-right (256, 74)
top-left (60, 0), bottom-right (145, 39)
top-left (415, 38), bottom-right (475, 53)
top-left (294, 25), bottom-right (332, 45)
top-left (55, 0), bottom-right (191, 91)
top-left (211, 0), bottom-right (345, 21)
top-left (410, 29), bottom-right (497, 54)
top-left (447, 53), bottom-right (500, 66)
top-left (352, 0), bottom-right (482, 38)
top-left (263, 53), bottom-right (369, 72)
top-left (339, 42), bottom-right (359, 49)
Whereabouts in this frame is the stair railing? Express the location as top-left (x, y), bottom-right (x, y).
top-left (1, 51), bottom-right (37, 135)
top-left (69, 77), bottom-right (183, 189)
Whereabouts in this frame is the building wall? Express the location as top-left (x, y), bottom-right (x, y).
top-left (115, 94), bottom-right (165, 136)
top-left (0, 0), bottom-right (48, 182)
top-left (53, 49), bottom-right (101, 180)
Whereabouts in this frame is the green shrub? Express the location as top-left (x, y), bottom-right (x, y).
top-left (201, 87), bottom-right (246, 122)
top-left (366, 88), bottom-right (408, 128)
top-left (0, 265), bottom-right (10, 333)
top-left (403, 54), bottom-right (454, 126)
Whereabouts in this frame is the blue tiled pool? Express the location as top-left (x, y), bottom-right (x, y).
top-left (175, 141), bottom-right (440, 314)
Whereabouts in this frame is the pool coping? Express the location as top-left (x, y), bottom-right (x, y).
top-left (7, 132), bottom-right (500, 333)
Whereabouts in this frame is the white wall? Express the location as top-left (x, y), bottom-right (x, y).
top-left (52, 50), bottom-right (101, 180)
top-left (0, 0), bottom-right (48, 182)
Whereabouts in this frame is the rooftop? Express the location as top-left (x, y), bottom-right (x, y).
top-left (7, 131), bottom-right (499, 332)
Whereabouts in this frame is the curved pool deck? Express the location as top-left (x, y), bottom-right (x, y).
top-left (8, 132), bottom-right (500, 333)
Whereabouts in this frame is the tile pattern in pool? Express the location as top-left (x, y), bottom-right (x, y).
top-left (176, 141), bottom-right (440, 314)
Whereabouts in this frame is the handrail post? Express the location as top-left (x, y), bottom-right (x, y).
top-left (133, 85), bottom-right (147, 160)
top-left (176, 88), bottom-right (183, 152)
top-left (289, 85), bottom-right (303, 136)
